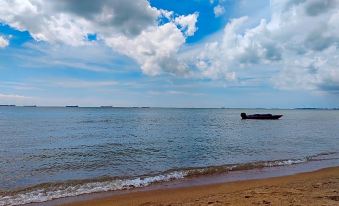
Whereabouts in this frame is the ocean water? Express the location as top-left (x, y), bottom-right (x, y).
top-left (0, 107), bottom-right (339, 205)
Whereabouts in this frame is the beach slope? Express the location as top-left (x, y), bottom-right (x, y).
top-left (64, 167), bottom-right (339, 206)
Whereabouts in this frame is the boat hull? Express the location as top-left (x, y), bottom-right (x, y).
top-left (241, 113), bottom-right (283, 120)
top-left (242, 115), bottom-right (283, 120)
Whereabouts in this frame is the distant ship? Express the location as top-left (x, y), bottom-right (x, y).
top-left (23, 105), bottom-right (37, 107)
top-left (0, 104), bottom-right (16, 107)
top-left (241, 113), bottom-right (283, 120)
top-left (100, 106), bottom-right (113, 108)
top-left (66, 105), bottom-right (79, 108)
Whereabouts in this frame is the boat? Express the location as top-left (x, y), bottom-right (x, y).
top-left (241, 113), bottom-right (283, 120)
top-left (66, 105), bottom-right (79, 108)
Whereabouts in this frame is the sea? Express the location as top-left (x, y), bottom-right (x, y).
top-left (0, 107), bottom-right (339, 205)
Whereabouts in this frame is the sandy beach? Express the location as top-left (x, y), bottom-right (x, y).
top-left (62, 167), bottom-right (339, 206)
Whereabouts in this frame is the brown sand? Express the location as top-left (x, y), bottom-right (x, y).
top-left (63, 167), bottom-right (339, 206)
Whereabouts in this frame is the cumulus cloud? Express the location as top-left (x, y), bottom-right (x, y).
top-left (0, 0), bottom-right (198, 75)
top-left (174, 13), bottom-right (199, 36)
top-left (105, 12), bottom-right (198, 76)
top-left (0, 0), bottom-right (159, 44)
top-left (52, 0), bottom-right (158, 36)
top-left (214, 5), bottom-right (225, 17)
top-left (105, 23), bottom-right (186, 76)
top-left (1, 0), bottom-right (338, 94)
top-left (184, 0), bottom-right (339, 92)
top-left (0, 35), bottom-right (9, 48)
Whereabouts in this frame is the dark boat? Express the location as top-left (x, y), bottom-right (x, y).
top-left (66, 105), bottom-right (79, 108)
top-left (241, 113), bottom-right (283, 120)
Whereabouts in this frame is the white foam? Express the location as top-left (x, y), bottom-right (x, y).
top-left (263, 159), bottom-right (307, 167)
top-left (0, 171), bottom-right (186, 206)
top-left (0, 159), bottom-right (309, 205)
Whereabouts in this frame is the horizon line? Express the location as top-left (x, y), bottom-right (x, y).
top-left (0, 105), bottom-right (339, 110)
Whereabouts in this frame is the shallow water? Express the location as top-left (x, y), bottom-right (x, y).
top-left (0, 107), bottom-right (338, 205)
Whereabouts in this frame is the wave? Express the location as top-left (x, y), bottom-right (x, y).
top-left (0, 171), bottom-right (185, 206)
top-left (0, 152), bottom-right (338, 206)
top-left (184, 159), bottom-right (307, 177)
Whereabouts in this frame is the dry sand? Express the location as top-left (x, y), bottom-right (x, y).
top-left (63, 167), bottom-right (339, 206)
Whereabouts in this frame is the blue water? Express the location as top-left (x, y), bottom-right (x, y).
top-left (0, 107), bottom-right (338, 205)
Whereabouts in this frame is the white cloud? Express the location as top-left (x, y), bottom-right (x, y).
top-left (2, 0), bottom-right (338, 94)
top-left (0, 35), bottom-right (9, 48)
top-left (183, 0), bottom-right (339, 92)
top-left (107, 10), bottom-right (198, 76)
top-left (214, 5), bottom-right (225, 17)
top-left (0, 0), bottom-right (159, 45)
top-left (174, 13), bottom-right (199, 36)
top-left (105, 21), bottom-right (195, 76)
top-left (0, 0), bottom-right (198, 76)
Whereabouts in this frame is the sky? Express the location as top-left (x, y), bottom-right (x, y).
top-left (0, 0), bottom-right (339, 108)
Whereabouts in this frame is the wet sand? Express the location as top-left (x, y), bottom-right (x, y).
top-left (62, 167), bottom-right (339, 206)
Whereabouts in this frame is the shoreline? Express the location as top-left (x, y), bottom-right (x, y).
top-left (7, 154), bottom-right (338, 206)
top-left (59, 166), bottom-right (339, 206)
top-left (26, 158), bottom-right (339, 206)
top-left (13, 152), bottom-right (336, 206)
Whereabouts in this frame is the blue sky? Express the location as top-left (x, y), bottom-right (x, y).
top-left (0, 0), bottom-right (339, 108)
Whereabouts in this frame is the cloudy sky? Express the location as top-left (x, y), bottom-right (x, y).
top-left (0, 0), bottom-right (339, 108)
